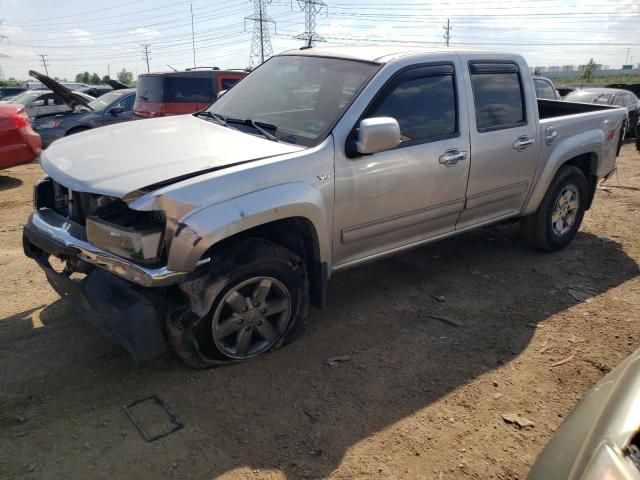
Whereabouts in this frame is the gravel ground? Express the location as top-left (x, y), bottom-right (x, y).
top-left (1, 143), bottom-right (639, 480)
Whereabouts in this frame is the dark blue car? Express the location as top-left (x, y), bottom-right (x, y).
top-left (32, 88), bottom-right (138, 148)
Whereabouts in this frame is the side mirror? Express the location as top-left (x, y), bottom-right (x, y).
top-left (217, 90), bottom-right (227, 99)
top-left (355, 117), bottom-right (401, 155)
top-left (110, 106), bottom-right (124, 115)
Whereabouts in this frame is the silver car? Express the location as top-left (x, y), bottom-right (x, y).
top-left (1, 89), bottom-right (95, 119)
top-left (529, 347), bottom-right (640, 479)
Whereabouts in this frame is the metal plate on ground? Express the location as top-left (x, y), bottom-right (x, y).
top-left (123, 395), bottom-right (184, 442)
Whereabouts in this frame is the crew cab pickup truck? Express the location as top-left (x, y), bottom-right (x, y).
top-left (23, 46), bottom-right (627, 367)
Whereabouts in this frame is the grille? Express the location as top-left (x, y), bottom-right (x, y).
top-left (35, 177), bottom-right (118, 226)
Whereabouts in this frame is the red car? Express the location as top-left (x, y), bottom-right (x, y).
top-left (134, 68), bottom-right (246, 118)
top-left (0, 104), bottom-right (41, 169)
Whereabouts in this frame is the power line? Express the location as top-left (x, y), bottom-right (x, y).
top-left (443, 18), bottom-right (451, 47)
top-left (141, 44), bottom-right (151, 73)
top-left (190, 3), bottom-right (196, 68)
top-left (38, 53), bottom-right (49, 75)
top-left (293, 0), bottom-right (327, 47)
top-left (245, 0), bottom-right (275, 67)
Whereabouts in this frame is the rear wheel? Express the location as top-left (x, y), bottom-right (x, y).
top-left (520, 165), bottom-right (588, 252)
top-left (168, 238), bottom-right (308, 368)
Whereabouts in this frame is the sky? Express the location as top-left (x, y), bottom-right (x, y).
top-left (0, 0), bottom-right (638, 81)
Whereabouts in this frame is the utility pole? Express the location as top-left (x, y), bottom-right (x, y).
top-left (443, 19), bottom-right (451, 47)
top-left (107, 64), bottom-right (110, 78)
top-left (245, 0), bottom-right (275, 67)
top-left (190, 4), bottom-right (196, 68)
top-left (141, 44), bottom-right (151, 73)
top-left (293, 0), bottom-right (327, 48)
top-left (38, 54), bottom-right (50, 76)
top-left (626, 48), bottom-right (631, 65)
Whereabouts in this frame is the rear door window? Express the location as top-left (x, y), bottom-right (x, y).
top-left (470, 63), bottom-right (525, 132)
top-left (220, 77), bottom-right (241, 90)
top-left (613, 94), bottom-right (625, 106)
top-left (165, 77), bottom-right (214, 103)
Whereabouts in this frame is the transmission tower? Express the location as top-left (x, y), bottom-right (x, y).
top-left (245, 0), bottom-right (275, 67)
top-left (443, 19), bottom-right (452, 47)
top-left (294, 0), bottom-right (327, 47)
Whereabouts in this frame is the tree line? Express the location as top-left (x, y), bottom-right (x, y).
top-left (74, 68), bottom-right (134, 86)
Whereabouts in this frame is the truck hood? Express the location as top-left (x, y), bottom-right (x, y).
top-left (41, 114), bottom-right (304, 198)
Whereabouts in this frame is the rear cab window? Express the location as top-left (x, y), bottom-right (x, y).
top-left (366, 64), bottom-right (458, 145)
top-left (469, 62), bottom-right (526, 132)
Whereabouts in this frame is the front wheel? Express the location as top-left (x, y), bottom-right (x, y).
top-left (520, 165), bottom-right (588, 252)
top-left (168, 238), bottom-right (309, 368)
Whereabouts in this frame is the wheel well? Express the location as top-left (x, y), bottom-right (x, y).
top-left (563, 153), bottom-right (598, 210)
top-left (210, 217), bottom-right (327, 308)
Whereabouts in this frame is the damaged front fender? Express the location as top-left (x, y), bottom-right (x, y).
top-left (166, 182), bottom-right (331, 273)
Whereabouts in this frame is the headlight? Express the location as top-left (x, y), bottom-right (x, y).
top-left (86, 201), bottom-right (165, 264)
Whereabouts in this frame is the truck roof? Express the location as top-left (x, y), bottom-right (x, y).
top-left (281, 45), bottom-right (508, 63)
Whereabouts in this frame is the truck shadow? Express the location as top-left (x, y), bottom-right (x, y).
top-left (2, 227), bottom-right (639, 479)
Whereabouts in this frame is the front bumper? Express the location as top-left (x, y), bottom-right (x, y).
top-left (24, 209), bottom-right (188, 288)
top-left (22, 208), bottom-right (186, 363)
top-left (23, 233), bottom-right (167, 363)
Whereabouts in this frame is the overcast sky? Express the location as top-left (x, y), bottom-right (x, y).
top-left (0, 0), bottom-right (638, 81)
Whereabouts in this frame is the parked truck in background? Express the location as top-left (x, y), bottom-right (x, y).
top-left (23, 46), bottom-right (627, 367)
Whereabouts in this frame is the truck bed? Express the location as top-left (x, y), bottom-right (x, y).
top-left (538, 99), bottom-right (614, 120)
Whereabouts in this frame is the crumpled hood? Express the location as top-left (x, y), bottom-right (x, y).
top-left (41, 114), bottom-right (304, 197)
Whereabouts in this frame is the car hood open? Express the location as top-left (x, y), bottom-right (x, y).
top-left (41, 114), bottom-right (304, 198)
top-left (28, 70), bottom-right (93, 111)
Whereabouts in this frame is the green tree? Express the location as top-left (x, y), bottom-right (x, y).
top-left (89, 72), bottom-right (101, 85)
top-left (116, 68), bottom-right (134, 85)
top-left (101, 75), bottom-right (111, 84)
top-left (75, 71), bottom-right (91, 84)
top-left (582, 58), bottom-right (597, 82)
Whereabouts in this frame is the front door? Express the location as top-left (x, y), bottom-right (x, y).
top-left (457, 59), bottom-right (541, 228)
top-left (103, 94), bottom-right (137, 126)
top-left (333, 63), bottom-right (471, 267)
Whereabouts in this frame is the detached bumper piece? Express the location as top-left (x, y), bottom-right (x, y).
top-left (23, 228), bottom-right (166, 364)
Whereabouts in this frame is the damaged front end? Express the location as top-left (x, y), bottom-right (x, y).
top-left (23, 176), bottom-right (206, 364)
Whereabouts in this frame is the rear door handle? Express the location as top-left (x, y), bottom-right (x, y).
top-left (513, 135), bottom-right (535, 151)
top-left (439, 149), bottom-right (468, 167)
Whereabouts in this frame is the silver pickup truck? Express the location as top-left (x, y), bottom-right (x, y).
top-left (23, 46), bottom-right (627, 367)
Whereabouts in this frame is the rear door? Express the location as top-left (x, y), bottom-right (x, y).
top-left (457, 58), bottom-right (541, 228)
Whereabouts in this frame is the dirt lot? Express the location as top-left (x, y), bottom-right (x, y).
top-left (1, 144), bottom-right (639, 480)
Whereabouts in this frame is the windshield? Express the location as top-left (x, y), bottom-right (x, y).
top-left (564, 91), bottom-right (613, 104)
top-left (87, 90), bottom-right (129, 111)
top-left (205, 55), bottom-right (379, 147)
top-left (8, 91), bottom-right (42, 105)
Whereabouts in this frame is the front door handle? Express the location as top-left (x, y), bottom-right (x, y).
top-left (513, 135), bottom-right (535, 151)
top-left (439, 149), bottom-right (468, 167)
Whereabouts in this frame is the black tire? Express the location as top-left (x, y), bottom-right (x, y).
top-left (167, 238), bottom-right (308, 369)
top-left (520, 165), bottom-right (588, 252)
